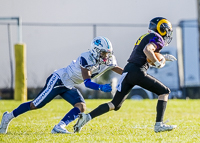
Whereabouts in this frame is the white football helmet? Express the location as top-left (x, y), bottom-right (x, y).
top-left (90, 36), bottom-right (113, 65)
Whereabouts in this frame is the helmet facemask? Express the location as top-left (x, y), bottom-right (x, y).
top-left (159, 22), bottom-right (173, 46)
top-left (92, 48), bottom-right (112, 65)
top-left (99, 49), bottom-right (112, 64)
top-left (163, 27), bottom-right (173, 46)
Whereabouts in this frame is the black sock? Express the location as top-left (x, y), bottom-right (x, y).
top-left (90, 103), bottom-right (110, 119)
top-left (156, 100), bottom-right (167, 122)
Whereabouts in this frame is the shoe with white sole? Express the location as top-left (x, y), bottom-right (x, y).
top-left (73, 113), bottom-right (91, 133)
top-left (0, 112), bottom-right (13, 134)
top-left (51, 121), bottom-right (71, 134)
top-left (154, 122), bottom-right (177, 133)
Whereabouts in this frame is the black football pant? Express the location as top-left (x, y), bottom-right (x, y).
top-left (111, 63), bottom-right (170, 111)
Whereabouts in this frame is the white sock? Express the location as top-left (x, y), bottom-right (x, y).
top-left (58, 121), bottom-right (66, 127)
top-left (155, 122), bottom-right (162, 125)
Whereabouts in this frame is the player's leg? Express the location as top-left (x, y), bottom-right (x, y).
top-left (87, 63), bottom-right (143, 119)
top-left (0, 74), bottom-right (62, 134)
top-left (52, 88), bottom-right (85, 134)
top-left (138, 74), bottom-right (177, 132)
top-left (0, 100), bottom-right (32, 132)
top-left (74, 72), bottom-right (134, 133)
top-left (89, 75), bottom-right (133, 119)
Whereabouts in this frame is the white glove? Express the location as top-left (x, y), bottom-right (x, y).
top-left (154, 58), bottom-right (165, 69)
top-left (163, 54), bottom-right (177, 61)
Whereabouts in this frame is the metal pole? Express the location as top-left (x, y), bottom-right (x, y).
top-left (0, 17), bottom-right (22, 98)
top-left (11, 17), bottom-right (22, 43)
top-left (93, 24), bottom-right (96, 38)
top-left (17, 17), bottom-right (22, 43)
top-left (93, 24), bottom-right (99, 98)
top-left (0, 17), bottom-right (22, 43)
top-left (7, 24), bottom-right (14, 97)
top-left (197, 0), bottom-right (200, 83)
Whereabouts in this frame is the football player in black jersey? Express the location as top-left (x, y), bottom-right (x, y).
top-left (74, 17), bottom-right (177, 133)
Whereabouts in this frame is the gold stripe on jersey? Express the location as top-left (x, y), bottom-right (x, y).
top-left (135, 33), bottom-right (150, 46)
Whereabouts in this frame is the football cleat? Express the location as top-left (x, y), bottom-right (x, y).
top-left (51, 121), bottom-right (71, 134)
top-left (0, 112), bottom-right (13, 134)
top-left (73, 113), bottom-right (91, 133)
top-left (154, 122), bottom-right (177, 133)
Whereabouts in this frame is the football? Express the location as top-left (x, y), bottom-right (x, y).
top-left (147, 52), bottom-right (165, 66)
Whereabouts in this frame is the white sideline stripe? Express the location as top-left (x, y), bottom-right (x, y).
top-left (116, 72), bottom-right (127, 92)
top-left (116, 72), bottom-right (128, 108)
top-left (33, 74), bottom-right (59, 107)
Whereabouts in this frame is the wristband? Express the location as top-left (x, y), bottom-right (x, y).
top-left (154, 61), bottom-right (161, 68)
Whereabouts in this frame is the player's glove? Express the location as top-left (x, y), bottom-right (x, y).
top-left (99, 84), bottom-right (112, 92)
top-left (154, 58), bottom-right (165, 69)
top-left (163, 54), bottom-right (177, 61)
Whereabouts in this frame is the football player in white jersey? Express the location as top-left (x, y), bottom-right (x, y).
top-left (0, 36), bottom-right (123, 134)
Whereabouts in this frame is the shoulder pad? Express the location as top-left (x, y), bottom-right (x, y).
top-left (149, 33), bottom-right (165, 51)
top-left (79, 52), bottom-right (97, 70)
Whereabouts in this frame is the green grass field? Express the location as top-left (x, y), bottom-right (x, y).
top-left (0, 99), bottom-right (200, 143)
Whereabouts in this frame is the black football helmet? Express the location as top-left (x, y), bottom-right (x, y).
top-left (149, 17), bottom-right (173, 46)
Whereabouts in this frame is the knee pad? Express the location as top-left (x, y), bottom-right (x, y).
top-left (167, 87), bottom-right (171, 94)
top-left (159, 87), bottom-right (171, 96)
top-left (158, 88), bottom-right (171, 99)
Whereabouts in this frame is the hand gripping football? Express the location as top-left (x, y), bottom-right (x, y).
top-left (147, 52), bottom-right (166, 66)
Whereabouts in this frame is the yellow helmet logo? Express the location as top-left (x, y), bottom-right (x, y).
top-left (157, 19), bottom-right (172, 36)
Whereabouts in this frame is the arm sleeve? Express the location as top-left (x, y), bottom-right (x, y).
top-left (84, 79), bottom-right (100, 90)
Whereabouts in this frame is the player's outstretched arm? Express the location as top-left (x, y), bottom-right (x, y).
top-left (81, 67), bottom-right (112, 92)
top-left (111, 66), bottom-right (123, 75)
